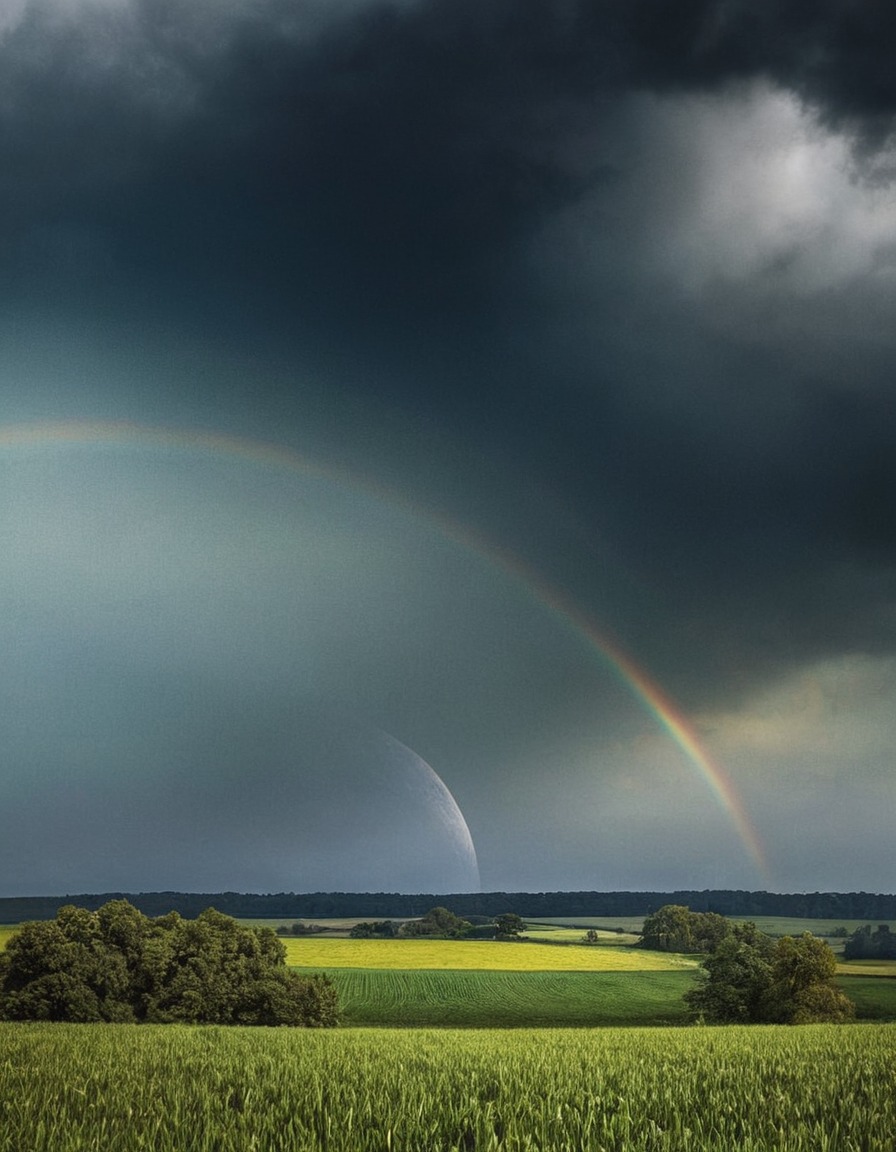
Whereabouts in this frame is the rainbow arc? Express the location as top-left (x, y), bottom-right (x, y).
top-left (0, 419), bottom-right (767, 881)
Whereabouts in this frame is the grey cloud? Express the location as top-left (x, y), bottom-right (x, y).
top-left (3, 1), bottom-right (896, 893)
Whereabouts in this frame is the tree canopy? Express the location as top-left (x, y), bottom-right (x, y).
top-left (399, 907), bottom-right (472, 938)
top-left (0, 900), bottom-right (338, 1026)
top-left (685, 928), bottom-right (854, 1025)
top-left (638, 905), bottom-right (854, 1024)
top-left (843, 924), bottom-right (896, 960)
top-left (638, 905), bottom-right (731, 953)
top-left (494, 913), bottom-right (526, 939)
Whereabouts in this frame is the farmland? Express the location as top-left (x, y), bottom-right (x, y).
top-left (279, 936), bottom-right (695, 971)
top-left (327, 969), bottom-right (694, 1026)
top-left (3, 912), bottom-right (896, 1148)
top-left (4, 917), bottom-right (896, 1026)
top-left (2, 1021), bottom-right (895, 1151)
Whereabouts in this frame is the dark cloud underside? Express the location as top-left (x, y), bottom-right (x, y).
top-left (1, 1), bottom-right (896, 892)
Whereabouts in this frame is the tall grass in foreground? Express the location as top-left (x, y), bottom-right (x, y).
top-left (2, 1022), bottom-right (894, 1151)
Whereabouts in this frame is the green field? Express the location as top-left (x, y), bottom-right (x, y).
top-left (309, 965), bottom-right (894, 1029)
top-left (3, 912), bottom-right (896, 1149)
top-left (321, 969), bottom-right (694, 1026)
top-left (727, 916), bottom-right (896, 940)
top-left (2, 1021), bottom-right (895, 1151)
top-left (5, 919), bottom-right (896, 1026)
top-left (835, 976), bottom-right (896, 1020)
top-left (522, 924), bottom-right (642, 944)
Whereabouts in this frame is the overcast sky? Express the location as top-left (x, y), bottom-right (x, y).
top-left (2, 0), bottom-right (896, 897)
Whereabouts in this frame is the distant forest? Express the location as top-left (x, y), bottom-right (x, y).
top-left (2, 889), bottom-right (896, 924)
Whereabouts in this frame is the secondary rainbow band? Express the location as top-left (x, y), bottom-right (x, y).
top-left (0, 419), bottom-right (767, 881)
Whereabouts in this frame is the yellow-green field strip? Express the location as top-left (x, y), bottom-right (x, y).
top-left (280, 937), bottom-right (697, 970)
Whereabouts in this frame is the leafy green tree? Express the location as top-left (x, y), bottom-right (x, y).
top-left (684, 932), bottom-right (774, 1023)
top-left (685, 930), bottom-right (853, 1024)
top-left (0, 901), bottom-right (338, 1027)
top-left (494, 913), bottom-right (526, 939)
top-left (350, 920), bottom-right (400, 938)
top-left (0, 909), bottom-right (134, 1022)
top-left (400, 907), bottom-right (472, 938)
top-left (763, 933), bottom-right (854, 1024)
top-left (843, 924), bottom-right (896, 960)
top-left (639, 905), bottom-right (732, 953)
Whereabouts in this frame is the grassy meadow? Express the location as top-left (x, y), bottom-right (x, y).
top-left (2, 1021), bottom-right (895, 1151)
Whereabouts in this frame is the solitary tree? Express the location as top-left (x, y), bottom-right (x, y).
top-left (494, 913), bottom-right (526, 939)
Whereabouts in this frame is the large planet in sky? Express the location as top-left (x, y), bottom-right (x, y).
top-left (0, 437), bottom-right (485, 896)
top-left (2, 688), bottom-right (481, 895)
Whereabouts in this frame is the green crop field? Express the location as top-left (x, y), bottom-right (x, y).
top-left (835, 976), bottom-right (896, 1020)
top-left (2, 1021), bottom-right (894, 1151)
top-left (729, 916), bottom-right (896, 939)
top-left (279, 936), bottom-right (696, 971)
top-left (5, 921), bottom-right (896, 1025)
top-left (320, 969), bottom-right (694, 1026)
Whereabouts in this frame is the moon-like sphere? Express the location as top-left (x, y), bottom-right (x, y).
top-left (0, 444), bottom-right (482, 896)
top-left (1, 692), bottom-right (480, 895)
top-left (167, 701), bottom-right (482, 895)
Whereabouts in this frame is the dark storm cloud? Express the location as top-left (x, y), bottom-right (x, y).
top-left (2, 0), bottom-right (896, 714)
top-left (5, 1), bottom-right (895, 314)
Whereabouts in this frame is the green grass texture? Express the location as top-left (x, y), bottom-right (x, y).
top-left (315, 968), bottom-right (694, 1027)
top-left (2, 1022), bottom-right (895, 1151)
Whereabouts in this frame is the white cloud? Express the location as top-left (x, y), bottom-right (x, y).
top-left (649, 83), bottom-right (896, 294)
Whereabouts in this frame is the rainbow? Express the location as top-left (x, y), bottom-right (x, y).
top-left (444, 533), bottom-right (768, 882)
top-left (0, 419), bottom-right (768, 880)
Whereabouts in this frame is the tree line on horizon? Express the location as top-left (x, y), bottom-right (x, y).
top-left (3, 888), bottom-right (895, 923)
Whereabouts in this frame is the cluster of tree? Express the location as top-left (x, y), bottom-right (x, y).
top-left (843, 924), bottom-right (896, 960)
top-left (400, 907), bottom-right (473, 938)
top-left (685, 925), bottom-right (854, 1024)
top-left (275, 921), bottom-right (327, 936)
top-left (349, 920), bottom-right (402, 938)
top-left (4, 889), bottom-right (896, 923)
top-left (0, 901), bottom-right (338, 1026)
top-left (348, 910), bottom-right (525, 940)
top-left (638, 905), bottom-right (733, 953)
top-left (4, 889), bottom-right (896, 924)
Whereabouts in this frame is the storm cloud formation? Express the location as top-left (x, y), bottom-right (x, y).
top-left (1, 1), bottom-right (895, 894)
